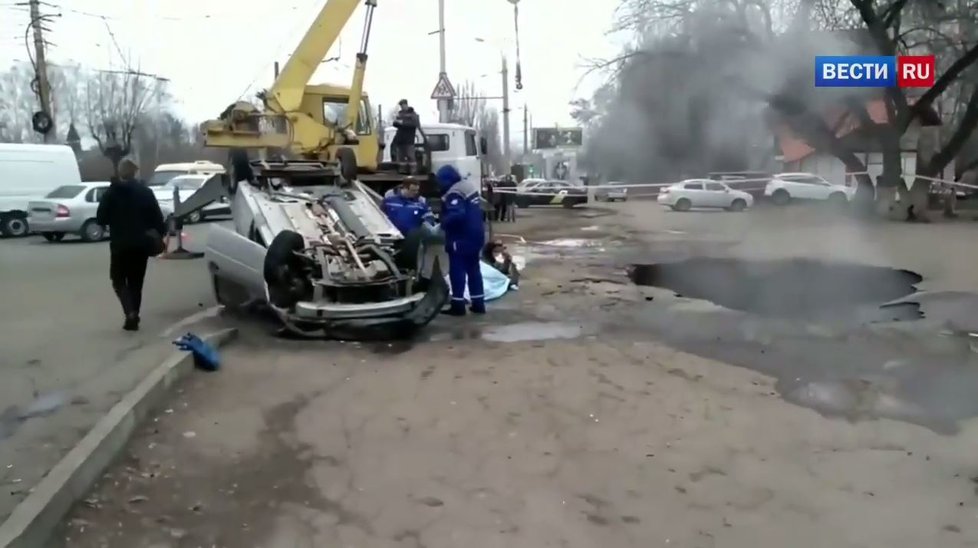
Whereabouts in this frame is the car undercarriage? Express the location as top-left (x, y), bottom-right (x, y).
top-left (196, 158), bottom-right (448, 339)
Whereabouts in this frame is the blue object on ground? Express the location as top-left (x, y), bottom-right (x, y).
top-left (444, 261), bottom-right (512, 301)
top-left (172, 332), bottom-right (221, 371)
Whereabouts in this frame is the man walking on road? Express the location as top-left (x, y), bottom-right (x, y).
top-left (96, 158), bottom-right (167, 331)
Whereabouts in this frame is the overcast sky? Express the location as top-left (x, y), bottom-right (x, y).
top-left (1, 0), bottom-right (624, 139)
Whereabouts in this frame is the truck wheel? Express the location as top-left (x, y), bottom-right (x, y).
top-left (42, 232), bottom-right (65, 242)
top-left (336, 147), bottom-right (358, 183)
top-left (0, 214), bottom-right (29, 237)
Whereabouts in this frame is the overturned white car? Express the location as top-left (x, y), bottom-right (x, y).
top-left (178, 155), bottom-right (448, 338)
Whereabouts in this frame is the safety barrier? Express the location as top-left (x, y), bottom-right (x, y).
top-left (486, 173), bottom-right (974, 198)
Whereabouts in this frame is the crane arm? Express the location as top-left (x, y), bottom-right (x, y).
top-left (267, 0), bottom-right (365, 113)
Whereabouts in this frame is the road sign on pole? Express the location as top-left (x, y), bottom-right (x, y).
top-left (431, 72), bottom-right (457, 99)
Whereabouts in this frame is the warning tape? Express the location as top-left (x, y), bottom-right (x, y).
top-left (844, 171), bottom-right (978, 191)
top-left (488, 177), bottom-right (774, 197)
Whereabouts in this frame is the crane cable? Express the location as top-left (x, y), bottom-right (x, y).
top-left (513, 2), bottom-right (523, 90)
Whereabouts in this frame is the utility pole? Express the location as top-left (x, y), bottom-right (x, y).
top-left (436, 0), bottom-right (450, 123)
top-left (523, 105), bottom-right (529, 155)
top-left (29, 0), bottom-right (55, 143)
top-left (501, 55), bottom-right (511, 171)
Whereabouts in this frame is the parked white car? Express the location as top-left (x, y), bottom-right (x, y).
top-left (764, 172), bottom-right (855, 205)
top-left (27, 182), bottom-right (111, 242)
top-left (153, 174), bottom-right (230, 223)
top-left (657, 179), bottom-right (754, 212)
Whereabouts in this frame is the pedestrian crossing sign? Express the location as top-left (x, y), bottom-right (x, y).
top-left (431, 73), bottom-right (456, 99)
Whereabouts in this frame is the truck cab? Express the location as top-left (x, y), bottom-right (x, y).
top-left (382, 122), bottom-right (485, 191)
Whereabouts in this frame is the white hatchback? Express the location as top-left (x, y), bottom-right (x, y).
top-left (657, 179), bottom-right (754, 212)
top-left (764, 172), bottom-right (855, 205)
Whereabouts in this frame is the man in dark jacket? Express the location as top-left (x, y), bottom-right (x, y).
top-left (96, 158), bottom-right (167, 331)
top-left (391, 99), bottom-right (420, 170)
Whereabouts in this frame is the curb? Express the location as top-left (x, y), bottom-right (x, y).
top-left (0, 327), bottom-right (238, 548)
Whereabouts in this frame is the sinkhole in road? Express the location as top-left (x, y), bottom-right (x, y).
top-left (628, 258), bottom-right (923, 321)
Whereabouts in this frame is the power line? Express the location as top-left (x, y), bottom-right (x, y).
top-left (54, 3), bottom-right (311, 23)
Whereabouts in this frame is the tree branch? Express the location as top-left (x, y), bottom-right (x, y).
top-left (928, 86), bottom-right (978, 175)
top-left (905, 42), bottom-right (978, 131)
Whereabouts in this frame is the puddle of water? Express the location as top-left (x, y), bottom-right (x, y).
top-left (580, 225), bottom-right (600, 232)
top-left (628, 258), bottom-right (922, 322)
top-left (538, 238), bottom-right (601, 248)
top-left (481, 322), bottom-right (585, 343)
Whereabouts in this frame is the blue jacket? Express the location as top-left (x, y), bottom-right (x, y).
top-left (382, 190), bottom-right (435, 236)
top-left (436, 165), bottom-right (484, 256)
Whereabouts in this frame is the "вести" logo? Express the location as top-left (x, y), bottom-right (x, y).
top-left (814, 55), bottom-right (934, 88)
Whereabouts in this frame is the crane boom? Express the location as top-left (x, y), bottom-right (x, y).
top-left (266, 0), bottom-right (364, 113)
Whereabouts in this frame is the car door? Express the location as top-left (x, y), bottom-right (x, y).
top-left (704, 182), bottom-right (729, 207)
top-left (81, 185), bottom-right (108, 219)
top-left (681, 182), bottom-right (705, 206)
top-left (531, 182), bottom-right (555, 205)
top-left (548, 182), bottom-right (572, 205)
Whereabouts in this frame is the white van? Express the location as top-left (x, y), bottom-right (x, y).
top-left (0, 144), bottom-right (82, 237)
top-left (383, 122), bottom-right (484, 184)
top-left (148, 160), bottom-right (224, 188)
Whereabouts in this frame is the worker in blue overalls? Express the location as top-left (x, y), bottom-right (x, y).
top-left (436, 165), bottom-right (485, 315)
top-left (381, 177), bottom-right (436, 236)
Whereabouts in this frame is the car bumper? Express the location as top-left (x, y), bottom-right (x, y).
top-left (604, 192), bottom-right (627, 200)
top-left (273, 275), bottom-right (450, 338)
top-left (27, 217), bottom-right (84, 233)
top-left (656, 194), bottom-right (672, 205)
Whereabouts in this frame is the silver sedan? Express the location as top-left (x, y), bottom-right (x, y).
top-left (27, 182), bottom-right (111, 242)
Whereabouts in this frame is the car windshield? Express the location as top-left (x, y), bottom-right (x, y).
top-left (45, 185), bottom-right (85, 199)
top-left (148, 171), bottom-right (184, 187)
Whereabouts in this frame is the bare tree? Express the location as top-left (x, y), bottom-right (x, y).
top-left (0, 63), bottom-right (41, 143)
top-left (578, 0), bottom-right (978, 219)
top-left (85, 69), bottom-right (160, 172)
top-left (450, 81), bottom-right (505, 173)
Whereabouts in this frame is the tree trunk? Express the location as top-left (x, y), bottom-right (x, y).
top-left (876, 129), bottom-right (905, 220)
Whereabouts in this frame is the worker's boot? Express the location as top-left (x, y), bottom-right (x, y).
top-left (470, 297), bottom-right (486, 315)
top-left (443, 299), bottom-right (467, 316)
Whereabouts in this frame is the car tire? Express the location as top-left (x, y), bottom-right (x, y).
top-left (828, 192), bottom-right (848, 207)
top-left (336, 147), bottom-right (358, 183)
top-left (0, 214), bottom-right (29, 238)
top-left (674, 198), bottom-right (692, 212)
top-left (729, 199), bottom-right (747, 212)
top-left (771, 189), bottom-right (790, 206)
top-left (79, 220), bottom-right (105, 242)
top-left (42, 232), bottom-right (65, 242)
top-left (562, 198), bottom-right (577, 209)
top-left (263, 230), bottom-right (309, 308)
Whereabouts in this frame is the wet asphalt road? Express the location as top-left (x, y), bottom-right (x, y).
top-left (598, 201), bottom-right (978, 433)
top-left (0, 222), bottom-right (222, 521)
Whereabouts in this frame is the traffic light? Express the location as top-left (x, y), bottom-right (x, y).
top-left (527, 165), bottom-right (536, 176)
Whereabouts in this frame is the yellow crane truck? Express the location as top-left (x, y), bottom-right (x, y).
top-left (199, 0), bottom-right (431, 195)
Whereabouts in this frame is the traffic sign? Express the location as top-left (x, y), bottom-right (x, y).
top-left (430, 72), bottom-right (456, 99)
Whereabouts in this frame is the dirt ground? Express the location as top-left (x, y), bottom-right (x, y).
top-left (51, 204), bottom-right (978, 547)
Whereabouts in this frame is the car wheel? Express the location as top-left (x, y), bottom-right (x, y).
top-left (771, 189), bottom-right (790, 205)
top-left (729, 198), bottom-right (747, 212)
top-left (0, 214), bottom-right (29, 238)
top-left (186, 210), bottom-right (203, 224)
top-left (562, 198), bottom-right (577, 209)
top-left (674, 198), bottom-right (692, 212)
top-left (263, 230), bottom-right (311, 308)
top-left (828, 192), bottom-right (848, 207)
top-left (79, 220), bottom-right (105, 242)
top-left (42, 232), bottom-right (65, 242)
